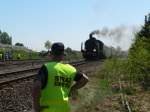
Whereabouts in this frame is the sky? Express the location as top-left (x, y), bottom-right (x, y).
top-left (0, 0), bottom-right (150, 51)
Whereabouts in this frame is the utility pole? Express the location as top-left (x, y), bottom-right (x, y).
top-left (145, 15), bottom-right (147, 24)
top-left (10, 37), bottom-right (13, 60)
top-left (148, 13), bottom-right (150, 23)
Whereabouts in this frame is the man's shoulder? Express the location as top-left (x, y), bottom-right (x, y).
top-left (64, 64), bottom-right (76, 71)
top-left (39, 64), bottom-right (48, 72)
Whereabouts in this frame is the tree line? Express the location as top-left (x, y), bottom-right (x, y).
top-left (0, 30), bottom-right (24, 46)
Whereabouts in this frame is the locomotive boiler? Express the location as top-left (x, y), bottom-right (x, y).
top-left (81, 33), bottom-right (105, 60)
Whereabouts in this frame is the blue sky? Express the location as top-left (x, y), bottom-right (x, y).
top-left (0, 0), bottom-right (150, 51)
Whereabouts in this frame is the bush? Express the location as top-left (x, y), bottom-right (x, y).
top-left (128, 14), bottom-right (150, 89)
top-left (100, 58), bottom-right (128, 82)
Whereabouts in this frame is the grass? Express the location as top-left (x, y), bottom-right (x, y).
top-left (71, 70), bottom-right (113, 112)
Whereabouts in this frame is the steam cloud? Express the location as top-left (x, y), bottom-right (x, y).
top-left (90, 25), bottom-right (140, 50)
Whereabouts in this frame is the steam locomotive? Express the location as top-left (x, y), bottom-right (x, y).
top-left (81, 33), bottom-right (106, 60)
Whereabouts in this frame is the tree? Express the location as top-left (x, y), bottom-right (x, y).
top-left (15, 42), bottom-right (24, 47)
top-left (0, 32), bottom-right (12, 45)
top-left (65, 47), bottom-right (72, 53)
top-left (44, 40), bottom-right (51, 51)
top-left (128, 13), bottom-right (150, 89)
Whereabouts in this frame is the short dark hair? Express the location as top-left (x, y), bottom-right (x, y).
top-left (51, 42), bottom-right (65, 56)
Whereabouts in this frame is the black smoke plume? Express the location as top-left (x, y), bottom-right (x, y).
top-left (90, 25), bottom-right (140, 50)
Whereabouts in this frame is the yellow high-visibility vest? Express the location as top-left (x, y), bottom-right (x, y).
top-left (40, 61), bottom-right (76, 112)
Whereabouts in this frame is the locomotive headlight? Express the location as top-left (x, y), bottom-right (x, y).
top-left (93, 49), bottom-right (96, 52)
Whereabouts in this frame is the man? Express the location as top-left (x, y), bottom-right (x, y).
top-left (0, 53), bottom-right (2, 60)
top-left (33, 42), bottom-right (88, 112)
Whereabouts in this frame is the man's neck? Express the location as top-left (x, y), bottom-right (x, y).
top-left (51, 57), bottom-right (62, 62)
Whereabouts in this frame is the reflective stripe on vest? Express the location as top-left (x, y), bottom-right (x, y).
top-left (40, 62), bottom-right (76, 112)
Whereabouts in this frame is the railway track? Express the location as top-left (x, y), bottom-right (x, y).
top-left (0, 59), bottom-right (49, 66)
top-left (119, 79), bottom-right (132, 112)
top-left (0, 60), bottom-right (104, 112)
top-left (0, 60), bottom-right (86, 86)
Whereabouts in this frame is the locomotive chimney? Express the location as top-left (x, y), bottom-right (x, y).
top-left (89, 33), bottom-right (93, 39)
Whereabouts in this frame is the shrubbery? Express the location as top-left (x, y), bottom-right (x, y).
top-left (128, 14), bottom-right (150, 89)
top-left (99, 58), bottom-right (127, 81)
top-left (99, 14), bottom-right (150, 90)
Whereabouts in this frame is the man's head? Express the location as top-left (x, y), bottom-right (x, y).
top-left (51, 42), bottom-right (65, 60)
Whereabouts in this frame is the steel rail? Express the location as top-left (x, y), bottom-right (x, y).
top-left (0, 59), bottom-right (85, 66)
top-left (0, 60), bottom-right (86, 86)
top-left (0, 59), bottom-right (49, 66)
top-left (119, 79), bottom-right (132, 112)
